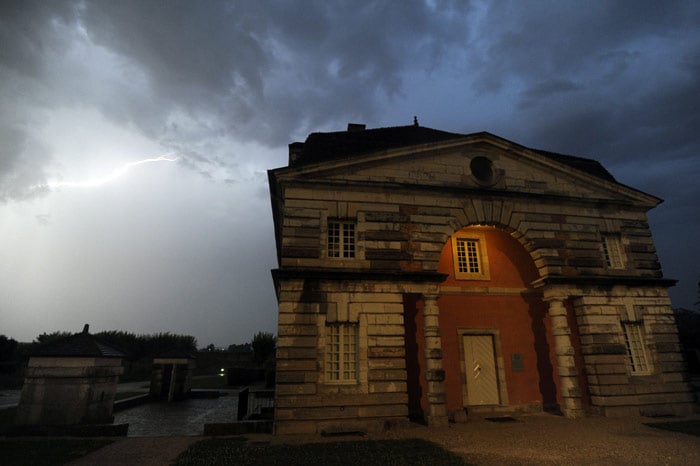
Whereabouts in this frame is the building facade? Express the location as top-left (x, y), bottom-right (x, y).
top-left (268, 123), bottom-right (693, 435)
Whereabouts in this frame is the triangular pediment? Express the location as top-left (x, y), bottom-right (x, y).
top-left (273, 132), bottom-right (659, 208)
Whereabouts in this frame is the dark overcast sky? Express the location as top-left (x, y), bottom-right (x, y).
top-left (1, 1), bottom-right (699, 346)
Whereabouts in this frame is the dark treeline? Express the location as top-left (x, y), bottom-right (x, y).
top-left (93, 331), bottom-right (197, 359)
top-left (33, 330), bottom-right (197, 359)
top-left (0, 335), bottom-right (20, 373)
top-left (251, 331), bottom-right (276, 364)
top-left (0, 335), bottom-right (23, 388)
top-left (674, 307), bottom-right (700, 373)
top-left (0, 331), bottom-right (198, 386)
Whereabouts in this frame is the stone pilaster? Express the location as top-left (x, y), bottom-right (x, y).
top-left (422, 293), bottom-right (448, 426)
top-left (544, 291), bottom-right (584, 418)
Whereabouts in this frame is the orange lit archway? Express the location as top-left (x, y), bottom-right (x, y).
top-left (436, 225), bottom-right (560, 413)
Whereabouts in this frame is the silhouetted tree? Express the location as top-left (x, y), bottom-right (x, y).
top-left (227, 343), bottom-right (252, 353)
top-left (0, 335), bottom-right (18, 363)
top-left (0, 335), bottom-right (21, 386)
top-left (95, 331), bottom-right (196, 358)
top-left (35, 331), bottom-right (72, 345)
top-left (31, 330), bottom-right (196, 360)
top-left (674, 307), bottom-right (700, 373)
top-left (251, 332), bottom-right (276, 364)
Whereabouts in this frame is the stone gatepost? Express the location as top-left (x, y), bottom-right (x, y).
top-left (422, 293), bottom-right (448, 426)
top-left (150, 355), bottom-right (196, 401)
top-left (543, 290), bottom-right (584, 418)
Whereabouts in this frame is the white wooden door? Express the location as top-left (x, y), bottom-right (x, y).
top-left (463, 335), bottom-right (499, 405)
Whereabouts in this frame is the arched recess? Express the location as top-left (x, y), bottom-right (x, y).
top-left (441, 199), bottom-right (556, 279)
top-left (405, 223), bottom-right (564, 418)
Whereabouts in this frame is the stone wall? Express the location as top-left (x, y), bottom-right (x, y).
top-left (279, 184), bottom-right (661, 281)
top-left (15, 357), bottom-right (123, 426)
top-left (275, 278), bottom-right (431, 434)
top-left (571, 287), bottom-right (694, 416)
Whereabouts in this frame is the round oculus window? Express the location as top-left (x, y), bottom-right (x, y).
top-left (470, 156), bottom-right (494, 184)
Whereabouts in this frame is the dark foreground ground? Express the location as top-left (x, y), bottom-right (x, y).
top-left (2, 413), bottom-right (700, 466)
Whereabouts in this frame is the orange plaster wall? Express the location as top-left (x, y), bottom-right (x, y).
top-left (438, 226), bottom-right (538, 288)
top-left (436, 227), bottom-right (561, 411)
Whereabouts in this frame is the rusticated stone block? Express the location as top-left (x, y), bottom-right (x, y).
top-left (368, 369), bottom-right (407, 381)
top-left (589, 344), bottom-right (627, 355)
top-left (275, 383), bottom-right (317, 396)
top-left (367, 347), bottom-right (405, 358)
top-left (425, 369), bottom-right (445, 382)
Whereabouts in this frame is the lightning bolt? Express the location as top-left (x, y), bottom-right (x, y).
top-left (47, 154), bottom-right (177, 189)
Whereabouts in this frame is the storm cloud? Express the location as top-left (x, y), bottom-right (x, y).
top-left (1, 1), bottom-right (698, 345)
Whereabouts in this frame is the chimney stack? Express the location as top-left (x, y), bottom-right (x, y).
top-left (347, 123), bottom-right (366, 132)
top-left (288, 142), bottom-right (304, 165)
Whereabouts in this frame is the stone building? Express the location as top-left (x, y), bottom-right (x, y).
top-left (15, 325), bottom-right (124, 427)
top-left (268, 123), bottom-right (694, 435)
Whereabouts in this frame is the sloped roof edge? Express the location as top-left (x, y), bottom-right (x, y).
top-left (289, 125), bottom-right (617, 183)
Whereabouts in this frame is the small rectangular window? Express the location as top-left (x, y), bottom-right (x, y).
top-left (328, 220), bottom-right (355, 258)
top-left (451, 233), bottom-right (490, 280)
top-left (456, 238), bottom-right (481, 274)
top-left (622, 322), bottom-right (651, 374)
top-left (325, 323), bottom-right (358, 382)
top-left (603, 235), bottom-right (625, 269)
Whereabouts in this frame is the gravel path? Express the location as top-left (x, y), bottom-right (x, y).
top-left (378, 414), bottom-right (700, 465)
top-left (69, 413), bottom-right (700, 465)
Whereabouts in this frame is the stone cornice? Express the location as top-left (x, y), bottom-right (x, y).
top-left (531, 276), bottom-right (678, 289)
top-left (271, 268), bottom-right (448, 283)
top-left (277, 178), bottom-right (654, 211)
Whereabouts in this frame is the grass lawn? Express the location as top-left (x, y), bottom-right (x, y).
top-left (0, 438), bottom-right (112, 466)
top-left (173, 437), bottom-right (470, 466)
top-left (645, 420), bottom-right (700, 437)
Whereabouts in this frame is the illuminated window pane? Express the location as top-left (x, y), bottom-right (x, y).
top-left (456, 238), bottom-right (481, 273)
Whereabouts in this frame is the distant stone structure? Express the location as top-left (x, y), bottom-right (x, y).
top-left (268, 123), bottom-right (694, 434)
top-left (150, 350), bottom-right (196, 401)
top-left (15, 324), bottom-right (124, 426)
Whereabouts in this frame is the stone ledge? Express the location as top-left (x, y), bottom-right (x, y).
top-left (272, 268), bottom-right (447, 283)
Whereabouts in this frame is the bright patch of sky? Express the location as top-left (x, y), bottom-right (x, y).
top-left (1, 0), bottom-right (699, 345)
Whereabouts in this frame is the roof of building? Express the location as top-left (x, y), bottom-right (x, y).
top-left (289, 124), bottom-right (616, 182)
top-left (33, 325), bottom-right (126, 358)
